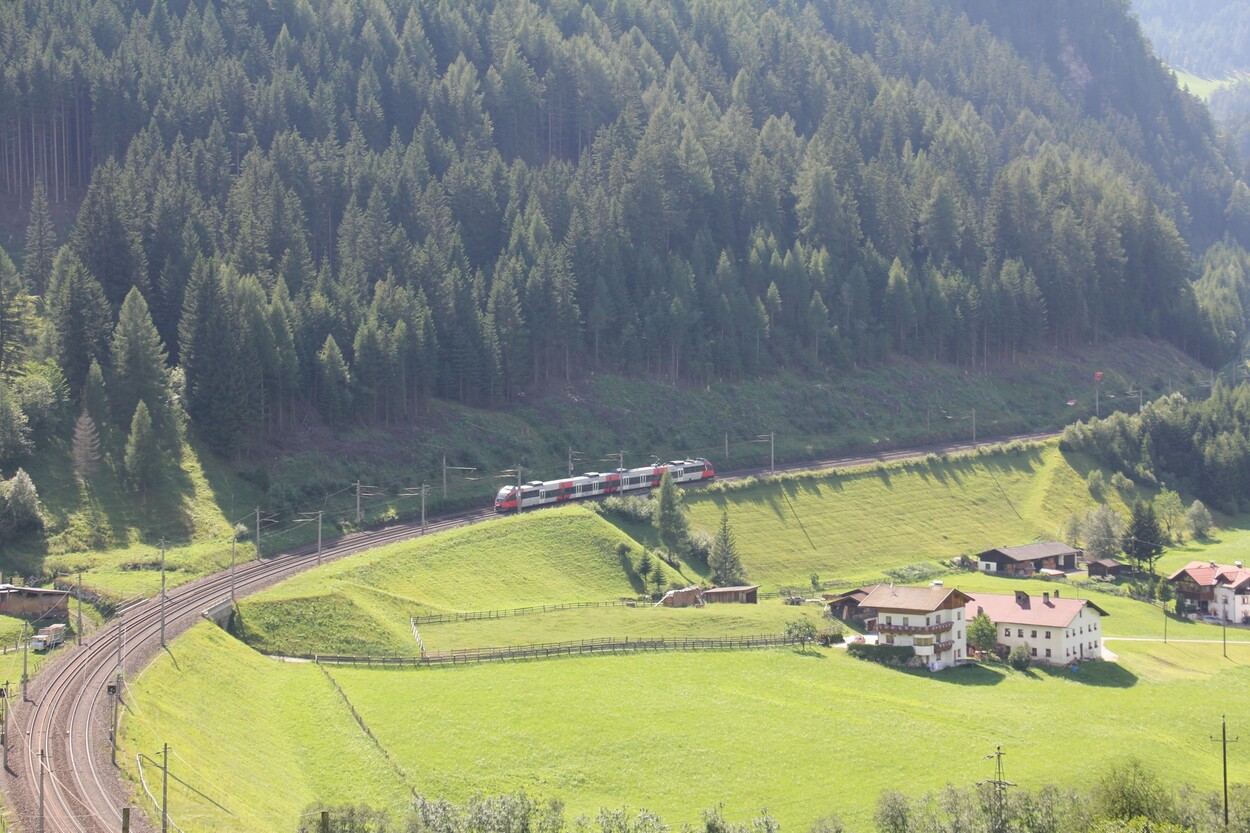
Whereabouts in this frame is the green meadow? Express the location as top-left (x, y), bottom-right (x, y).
top-left (121, 440), bottom-right (1250, 832)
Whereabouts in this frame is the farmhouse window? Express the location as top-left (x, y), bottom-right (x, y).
top-left (1030, 630), bottom-right (1037, 638)
top-left (1017, 629), bottom-right (1024, 638)
top-left (1031, 647), bottom-right (1037, 657)
top-left (1045, 631), bottom-right (1051, 639)
top-left (1045, 648), bottom-right (1052, 658)
top-left (1003, 629), bottom-right (1010, 637)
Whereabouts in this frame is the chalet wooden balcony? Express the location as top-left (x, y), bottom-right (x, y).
top-left (876, 621), bottom-right (954, 635)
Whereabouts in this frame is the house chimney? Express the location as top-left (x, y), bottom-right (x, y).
top-left (977, 606), bottom-right (984, 617)
top-left (1053, 589), bottom-right (1060, 598)
top-left (1043, 592), bottom-right (1050, 604)
top-left (1014, 590), bottom-right (1028, 606)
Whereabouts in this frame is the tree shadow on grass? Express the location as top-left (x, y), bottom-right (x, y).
top-left (1032, 661), bottom-right (1138, 687)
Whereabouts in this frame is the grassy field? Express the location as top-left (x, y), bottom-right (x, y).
top-left (233, 507), bottom-right (686, 656)
top-left (1172, 68), bottom-right (1235, 100)
top-left (120, 619), bottom-right (1250, 833)
top-left (118, 625), bottom-right (412, 832)
top-left (235, 441), bottom-right (1194, 657)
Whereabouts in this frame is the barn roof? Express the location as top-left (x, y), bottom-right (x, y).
top-left (965, 592), bottom-right (1107, 628)
top-left (979, 542), bottom-right (1081, 562)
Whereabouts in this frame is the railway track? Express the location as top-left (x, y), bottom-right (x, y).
top-left (0, 430), bottom-right (1058, 832)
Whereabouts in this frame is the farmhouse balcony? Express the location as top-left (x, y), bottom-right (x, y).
top-left (935, 639), bottom-right (955, 652)
top-left (876, 621), bottom-right (954, 636)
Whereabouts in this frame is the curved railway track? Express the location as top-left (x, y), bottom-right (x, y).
top-left (1, 430), bottom-right (1058, 832)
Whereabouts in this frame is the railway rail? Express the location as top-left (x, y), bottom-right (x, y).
top-left (0, 430), bottom-right (1057, 832)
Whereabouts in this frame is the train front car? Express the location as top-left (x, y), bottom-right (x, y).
top-left (698, 458), bottom-right (715, 480)
top-left (494, 485), bottom-right (519, 511)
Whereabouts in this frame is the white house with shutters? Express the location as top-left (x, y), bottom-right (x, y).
top-left (858, 584), bottom-right (973, 670)
top-left (965, 589), bottom-right (1108, 665)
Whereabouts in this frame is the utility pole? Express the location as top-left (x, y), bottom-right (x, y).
top-left (568, 447), bottom-right (574, 477)
top-left (978, 745), bottom-right (1014, 833)
top-left (724, 432), bottom-right (729, 460)
top-left (972, 408), bottom-right (977, 445)
top-left (442, 454), bottom-right (447, 499)
top-left (320, 810), bottom-right (330, 833)
top-left (516, 468), bottom-right (524, 514)
top-left (317, 510), bottom-right (323, 564)
top-left (122, 807), bottom-right (130, 832)
top-left (159, 537), bottom-right (166, 648)
top-left (254, 507), bottom-right (261, 560)
top-left (111, 673), bottom-right (121, 764)
top-left (1, 684), bottom-right (7, 772)
top-left (420, 485), bottom-right (427, 533)
top-left (38, 742), bottom-right (45, 833)
top-left (21, 622), bottom-right (28, 701)
top-left (161, 742), bottom-right (170, 833)
top-left (76, 571), bottom-right (83, 646)
top-left (230, 533), bottom-right (237, 605)
top-left (770, 431), bottom-right (775, 474)
top-left (1211, 716), bottom-right (1239, 829)
top-left (355, 479), bottom-right (362, 524)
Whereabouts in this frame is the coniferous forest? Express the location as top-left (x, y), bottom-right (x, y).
top-left (2, 0), bottom-right (1250, 494)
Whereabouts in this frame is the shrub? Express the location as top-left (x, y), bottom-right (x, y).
top-left (1185, 500), bottom-right (1213, 538)
top-left (1087, 470), bottom-right (1106, 498)
top-left (1008, 643), bottom-right (1032, 671)
top-left (599, 494), bottom-right (654, 524)
top-left (847, 643), bottom-right (915, 664)
top-left (688, 530), bottom-right (712, 564)
top-left (1109, 472), bottom-right (1133, 493)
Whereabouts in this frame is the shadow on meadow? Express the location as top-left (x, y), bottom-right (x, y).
top-left (1033, 660), bottom-right (1138, 687)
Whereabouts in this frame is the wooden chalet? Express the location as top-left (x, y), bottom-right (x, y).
top-left (823, 585), bottom-right (880, 621)
top-left (976, 542), bottom-right (1081, 577)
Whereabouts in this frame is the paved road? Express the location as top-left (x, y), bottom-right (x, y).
top-left (0, 429), bottom-right (1059, 833)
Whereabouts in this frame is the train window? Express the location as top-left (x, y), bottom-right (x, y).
top-left (521, 490), bottom-right (537, 501)
top-left (541, 490), bottom-right (555, 499)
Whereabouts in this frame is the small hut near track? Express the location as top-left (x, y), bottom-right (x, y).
top-left (1086, 558), bottom-right (1129, 579)
top-left (0, 585), bottom-right (69, 620)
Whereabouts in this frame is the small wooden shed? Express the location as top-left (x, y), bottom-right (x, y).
top-left (701, 585), bottom-right (759, 604)
top-left (1087, 558), bottom-right (1129, 578)
top-left (0, 585), bottom-right (69, 620)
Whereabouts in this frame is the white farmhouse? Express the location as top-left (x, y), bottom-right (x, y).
top-left (965, 589), bottom-right (1108, 665)
top-left (858, 584), bottom-right (973, 670)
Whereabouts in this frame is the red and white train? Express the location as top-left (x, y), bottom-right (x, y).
top-left (493, 458), bottom-right (715, 511)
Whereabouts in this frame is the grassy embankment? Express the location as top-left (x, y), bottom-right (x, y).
top-left (13, 339), bottom-right (1207, 603)
top-left (122, 436), bottom-right (1250, 833)
top-left (235, 440), bottom-right (1247, 655)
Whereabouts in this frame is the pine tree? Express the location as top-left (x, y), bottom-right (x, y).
top-left (70, 159), bottom-right (148, 309)
top-left (708, 508), bottom-right (747, 586)
top-left (72, 411), bottom-right (101, 479)
top-left (23, 178), bottom-right (55, 295)
top-left (317, 335), bottom-right (352, 428)
top-left (124, 401), bottom-right (160, 495)
top-left (48, 252), bottom-right (112, 396)
top-left (1122, 501), bottom-right (1165, 573)
top-left (110, 288), bottom-right (171, 433)
top-left (653, 471), bottom-right (690, 557)
top-left (0, 248), bottom-right (30, 375)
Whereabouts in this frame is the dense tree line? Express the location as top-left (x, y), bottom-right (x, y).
top-left (0, 0), bottom-right (1248, 464)
top-left (1061, 382), bottom-right (1250, 513)
top-left (1133, 0), bottom-right (1250, 78)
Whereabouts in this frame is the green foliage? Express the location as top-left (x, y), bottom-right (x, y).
top-left (967, 611), bottom-right (999, 656)
top-left (653, 471), bottom-right (689, 556)
top-left (1154, 489), bottom-right (1184, 540)
top-left (1, 467), bottom-right (45, 544)
top-left (1007, 643), bottom-right (1032, 671)
top-left (1084, 505), bottom-right (1127, 560)
top-left (1090, 758), bottom-right (1177, 824)
top-left (317, 335), bottom-right (352, 429)
top-left (784, 617), bottom-right (817, 648)
top-left (1122, 502), bottom-right (1165, 573)
top-left (0, 380), bottom-right (32, 468)
top-left (22, 178), bottom-right (55, 295)
top-left (110, 287), bottom-right (171, 433)
top-left (846, 642), bottom-right (915, 664)
top-left (708, 509), bottom-right (747, 586)
top-left (13, 360), bottom-right (71, 443)
top-left (71, 411), bottom-right (100, 480)
top-left (1185, 500), bottom-right (1213, 538)
top-left (123, 401), bottom-right (159, 494)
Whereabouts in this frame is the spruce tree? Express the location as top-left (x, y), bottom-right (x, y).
top-left (110, 288), bottom-right (171, 433)
top-left (653, 471), bottom-right (690, 557)
top-left (1122, 501), bottom-right (1165, 573)
top-left (48, 252), bottom-right (111, 395)
top-left (317, 335), bottom-right (352, 428)
top-left (23, 178), bottom-right (55, 295)
top-left (83, 360), bottom-right (108, 428)
top-left (708, 508), bottom-right (747, 586)
top-left (0, 381), bottom-right (32, 467)
top-left (0, 248), bottom-right (30, 375)
top-left (70, 159), bottom-right (147, 309)
top-left (124, 401), bottom-right (160, 495)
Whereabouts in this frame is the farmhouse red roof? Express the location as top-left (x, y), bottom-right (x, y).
top-left (964, 592), bottom-right (1106, 629)
top-left (1167, 561), bottom-right (1230, 587)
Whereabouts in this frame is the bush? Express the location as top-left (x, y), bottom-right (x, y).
top-left (1087, 470), bottom-right (1106, 499)
top-left (1109, 471), bottom-right (1133, 493)
top-left (598, 494), bottom-right (654, 524)
top-left (688, 530), bottom-right (712, 564)
top-left (847, 643), bottom-right (915, 664)
top-left (1, 468), bottom-right (45, 539)
top-left (1008, 643), bottom-right (1032, 671)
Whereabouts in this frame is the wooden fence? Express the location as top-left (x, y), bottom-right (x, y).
top-left (411, 599), bottom-right (645, 626)
top-left (301, 633), bottom-right (797, 667)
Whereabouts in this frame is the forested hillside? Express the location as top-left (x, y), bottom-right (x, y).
top-left (1, 0), bottom-right (1249, 537)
